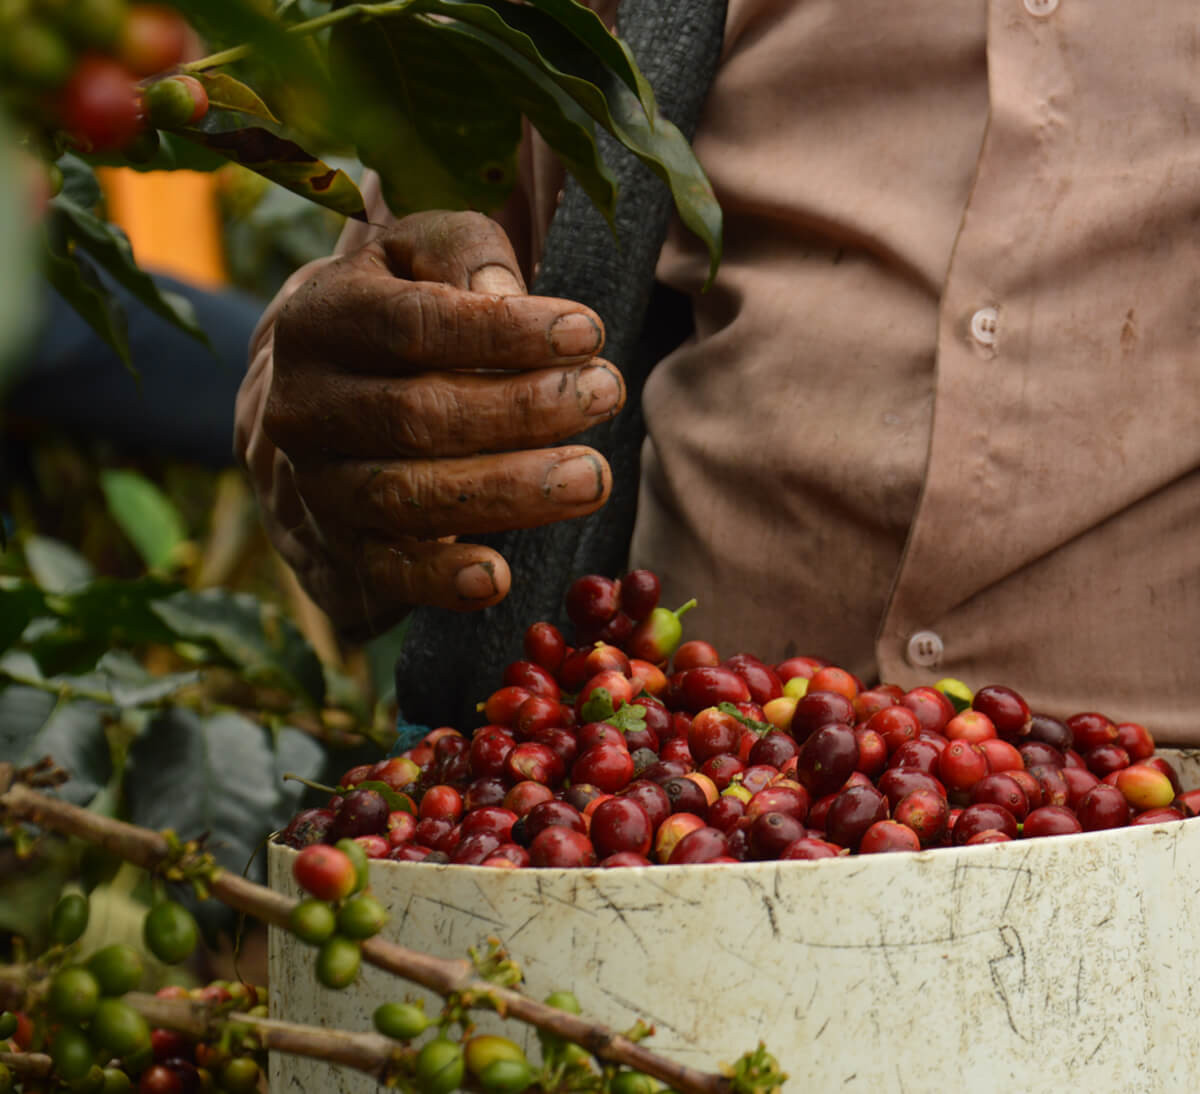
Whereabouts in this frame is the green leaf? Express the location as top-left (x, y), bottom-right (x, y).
top-left (172, 107), bottom-right (367, 219)
top-left (414, 13), bottom-right (619, 221)
top-left (0, 578), bottom-right (46, 652)
top-left (48, 194), bottom-right (211, 351)
top-left (24, 535), bottom-right (94, 594)
top-left (338, 779), bottom-right (415, 814)
top-left (197, 72), bottom-right (281, 123)
top-left (0, 112), bottom-right (41, 394)
top-left (150, 588), bottom-right (326, 707)
top-left (57, 153), bottom-right (103, 210)
top-left (42, 222), bottom-right (132, 368)
top-left (0, 684), bottom-right (113, 806)
top-left (0, 836), bottom-right (76, 953)
top-left (93, 649), bottom-right (202, 708)
top-left (329, 12), bottom-right (522, 216)
top-left (48, 575), bottom-right (185, 648)
top-left (125, 708), bottom-right (327, 884)
top-left (99, 469), bottom-right (190, 573)
top-left (421, 0), bottom-right (722, 280)
top-left (718, 701), bottom-right (775, 738)
top-left (605, 700), bottom-right (647, 734)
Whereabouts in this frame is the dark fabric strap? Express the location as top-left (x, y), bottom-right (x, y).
top-left (393, 0), bottom-right (728, 739)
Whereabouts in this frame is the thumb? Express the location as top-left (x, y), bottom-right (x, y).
top-left (379, 209), bottom-right (528, 296)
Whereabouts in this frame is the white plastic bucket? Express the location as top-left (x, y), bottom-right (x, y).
top-left (268, 749), bottom-right (1200, 1092)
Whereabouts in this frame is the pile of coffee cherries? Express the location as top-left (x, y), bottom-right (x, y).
top-left (276, 570), bottom-right (1198, 867)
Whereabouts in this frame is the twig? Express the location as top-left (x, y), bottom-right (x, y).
top-left (0, 772), bottom-right (733, 1094)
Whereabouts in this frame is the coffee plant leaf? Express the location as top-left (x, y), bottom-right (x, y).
top-left (0, 578), bottom-right (45, 652)
top-left (416, 12), bottom-right (618, 223)
top-left (197, 72), bottom-right (281, 124)
top-left (41, 576), bottom-right (185, 652)
top-left (93, 650), bottom-right (202, 709)
top-left (24, 535), bottom-right (94, 595)
top-left (42, 226), bottom-right (132, 369)
top-left (421, 0), bottom-right (722, 281)
top-left (57, 153), bottom-right (102, 212)
top-left (0, 682), bottom-right (112, 807)
top-left (99, 469), bottom-right (190, 574)
top-left (150, 588), bottom-right (327, 708)
top-left (0, 833), bottom-right (75, 955)
top-left (329, 12), bottom-right (521, 216)
top-left (126, 708), bottom-right (326, 884)
top-left (48, 194), bottom-right (210, 352)
top-left (171, 107), bottom-right (367, 220)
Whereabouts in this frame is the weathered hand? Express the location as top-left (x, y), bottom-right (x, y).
top-left (258, 210), bottom-right (623, 634)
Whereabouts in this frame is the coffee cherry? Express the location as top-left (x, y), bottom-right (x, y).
top-left (315, 936), bottom-right (361, 990)
top-left (60, 53), bottom-right (144, 152)
top-left (49, 966), bottom-right (101, 1023)
top-left (337, 893), bottom-right (388, 940)
top-left (565, 574), bottom-right (619, 629)
top-left (415, 1038), bottom-right (466, 1094)
top-left (288, 898), bottom-right (337, 946)
top-left (0, 1012), bottom-right (16, 1040)
top-left (373, 1000), bottom-right (430, 1041)
top-left (217, 1057), bottom-right (260, 1094)
top-left (90, 998), bottom-right (151, 1059)
top-left (50, 1025), bottom-right (96, 1082)
top-left (143, 75), bottom-right (207, 128)
top-left (88, 943), bottom-right (145, 996)
top-left (293, 844), bottom-right (358, 902)
top-left (142, 901), bottom-right (198, 965)
top-left (2, 21), bottom-right (73, 87)
top-left (50, 891), bottom-right (90, 945)
top-left (117, 4), bottom-right (189, 76)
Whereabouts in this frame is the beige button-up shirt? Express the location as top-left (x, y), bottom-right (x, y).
top-left (239, 1), bottom-right (1200, 741)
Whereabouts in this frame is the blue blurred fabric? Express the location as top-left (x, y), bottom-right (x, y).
top-left (6, 270), bottom-right (264, 468)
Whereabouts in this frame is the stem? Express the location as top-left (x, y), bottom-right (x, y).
top-left (674, 598), bottom-right (698, 620)
top-left (181, 1), bottom-right (420, 74)
top-left (0, 773), bottom-right (732, 1094)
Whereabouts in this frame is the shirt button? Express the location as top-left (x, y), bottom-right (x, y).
top-left (1023, 0), bottom-right (1058, 16)
top-left (906, 630), bottom-right (945, 669)
top-left (970, 306), bottom-right (999, 347)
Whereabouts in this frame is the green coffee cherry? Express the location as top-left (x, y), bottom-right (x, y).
top-left (372, 1000), bottom-right (430, 1041)
top-left (50, 1025), bottom-right (96, 1083)
top-left (87, 943), bottom-right (144, 996)
top-left (336, 893), bottom-right (387, 940)
top-left (142, 901), bottom-right (199, 965)
top-left (288, 898), bottom-right (337, 946)
top-left (89, 998), bottom-right (151, 1059)
top-left (49, 966), bottom-right (101, 1023)
top-left (414, 1038), bottom-right (465, 1094)
top-left (50, 892), bottom-right (90, 945)
top-left (315, 935), bottom-right (361, 990)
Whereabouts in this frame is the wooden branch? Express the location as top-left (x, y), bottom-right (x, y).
top-left (0, 774), bottom-right (733, 1094)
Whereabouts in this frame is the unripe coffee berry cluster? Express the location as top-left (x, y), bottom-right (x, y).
top-left (276, 569), bottom-right (1197, 869)
top-left (290, 839), bottom-right (389, 990)
top-left (0, 0), bottom-right (209, 177)
top-left (8, 891), bottom-right (264, 1092)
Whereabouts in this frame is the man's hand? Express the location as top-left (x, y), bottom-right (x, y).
top-left (259, 210), bottom-right (623, 633)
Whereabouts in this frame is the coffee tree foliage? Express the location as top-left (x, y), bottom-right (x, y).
top-left (0, 0), bottom-right (720, 947)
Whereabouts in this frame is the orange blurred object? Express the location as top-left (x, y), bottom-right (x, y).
top-left (97, 167), bottom-right (227, 288)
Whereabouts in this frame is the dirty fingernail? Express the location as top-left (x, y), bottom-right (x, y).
top-left (549, 312), bottom-right (602, 358)
top-left (543, 453), bottom-right (605, 505)
top-left (576, 365), bottom-right (623, 417)
top-left (455, 561), bottom-right (499, 600)
top-left (470, 263), bottom-right (523, 296)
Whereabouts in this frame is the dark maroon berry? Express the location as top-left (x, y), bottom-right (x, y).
top-left (329, 789), bottom-right (389, 841)
top-left (565, 574), bottom-right (620, 629)
top-left (618, 569), bottom-right (661, 621)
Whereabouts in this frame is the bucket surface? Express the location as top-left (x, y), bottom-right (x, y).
top-left (268, 749), bottom-right (1200, 1092)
